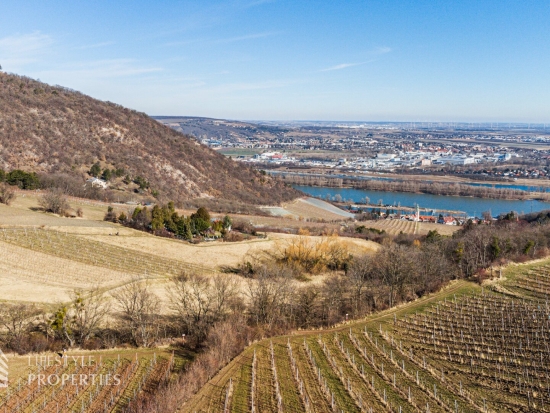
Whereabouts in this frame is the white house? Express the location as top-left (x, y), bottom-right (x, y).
top-left (86, 178), bottom-right (108, 189)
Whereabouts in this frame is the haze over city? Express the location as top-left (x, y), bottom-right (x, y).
top-left (1, 0), bottom-right (549, 122)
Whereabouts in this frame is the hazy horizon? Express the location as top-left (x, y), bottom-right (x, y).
top-left (153, 116), bottom-right (550, 126)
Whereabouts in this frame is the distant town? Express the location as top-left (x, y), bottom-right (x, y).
top-left (156, 117), bottom-right (550, 181)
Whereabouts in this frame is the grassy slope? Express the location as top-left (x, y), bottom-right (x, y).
top-left (0, 191), bottom-right (379, 305)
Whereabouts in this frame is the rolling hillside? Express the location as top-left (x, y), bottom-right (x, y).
top-left (0, 72), bottom-right (300, 205)
top-left (184, 258), bottom-right (550, 413)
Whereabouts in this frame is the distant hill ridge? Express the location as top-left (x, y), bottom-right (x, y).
top-left (0, 72), bottom-right (299, 205)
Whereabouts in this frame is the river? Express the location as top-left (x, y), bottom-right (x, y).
top-left (293, 185), bottom-right (550, 217)
top-left (269, 171), bottom-right (550, 192)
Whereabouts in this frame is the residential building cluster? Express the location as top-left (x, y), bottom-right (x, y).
top-left (242, 148), bottom-right (516, 171)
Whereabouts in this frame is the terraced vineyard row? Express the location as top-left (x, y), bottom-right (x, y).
top-left (506, 263), bottom-right (550, 300)
top-left (360, 220), bottom-right (418, 235)
top-left (394, 292), bottom-right (550, 412)
top-left (0, 226), bottom-right (214, 278)
top-left (185, 326), bottom-right (476, 412)
top-left (185, 270), bottom-right (550, 413)
top-left (0, 354), bottom-right (172, 413)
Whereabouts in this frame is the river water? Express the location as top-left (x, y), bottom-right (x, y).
top-left (293, 185), bottom-right (550, 217)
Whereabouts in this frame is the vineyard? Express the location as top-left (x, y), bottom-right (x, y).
top-left (0, 227), bottom-right (214, 278)
top-left (0, 351), bottom-right (173, 413)
top-left (185, 258), bottom-right (550, 413)
top-left (359, 219), bottom-right (459, 236)
top-left (363, 219), bottom-right (419, 236)
top-left (0, 225), bottom-right (219, 302)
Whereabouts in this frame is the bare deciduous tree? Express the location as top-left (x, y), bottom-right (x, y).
top-left (374, 244), bottom-right (414, 307)
top-left (39, 188), bottom-right (70, 215)
top-left (71, 287), bottom-right (111, 346)
top-left (247, 263), bottom-right (294, 329)
top-left (321, 275), bottom-right (350, 325)
top-left (169, 272), bottom-right (239, 345)
top-left (0, 183), bottom-right (16, 205)
top-left (112, 279), bottom-right (160, 347)
top-left (0, 303), bottom-right (40, 351)
top-left (292, 285), bottom-right (321, 328)
top-left (347, 255), bottom-right (377, 316)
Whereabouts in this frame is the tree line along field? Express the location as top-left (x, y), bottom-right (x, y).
top-left (0, 349), bottom-right (174, 413)
top-left (184, 258), bottom-right (550, 413)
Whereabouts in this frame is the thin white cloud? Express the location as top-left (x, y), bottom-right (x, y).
top-left (373, 46), bottom-right (392, 55)
top-left (0, 32), bottom-right (53, 68)
top-left (0, 31), bottom-right (53, 54)
top-left (320, 62), bottom-right (365, 72)
top-left (214, 31), bottom-right (279, 44)
top-left (75, 41), bottom-right (115, 50)
top-left (319, 47), bottom-right (392, 72)
top-left (38, 59), bottom-right (162, 79)
top-left (164, 31), bottom-right (279, 47)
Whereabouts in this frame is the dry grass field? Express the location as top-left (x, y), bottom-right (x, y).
top-left (282, 198), bottom-right (355, 221)
top-left (261, 197), bottom-right (354, 222)
top-left (0, 192), bottom-right (378, 305)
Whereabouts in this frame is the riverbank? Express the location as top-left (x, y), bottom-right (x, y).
top-left (361, 171), bottom-right (550, 188)
top-left (293, 185), bottom-right (550, 217)
top-left (277, 171), bottom-right (550, 201)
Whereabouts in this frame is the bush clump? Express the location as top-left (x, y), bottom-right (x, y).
top-left (39, 188), bottom-right (70, 215)
top-left (0, 182), bottom-right (16, 205)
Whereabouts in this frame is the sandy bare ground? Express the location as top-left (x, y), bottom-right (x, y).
top-left (281, 197), bottom-right (354, 220)
top-left (261, 198), bottom-right (355, 221)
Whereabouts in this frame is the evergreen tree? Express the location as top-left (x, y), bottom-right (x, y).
top-left (151, 204), bottom-right (164, 230)
top-left (192, 207), bottom-right (211, 222)
top-left (101, 168), bottom-right (112, 181)
top-left (89, 162), bottom-right (101, 177)
top-left (222, 215), bottom-right (232, 229)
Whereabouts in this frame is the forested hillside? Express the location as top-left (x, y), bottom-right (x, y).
top-left (0, 72), bottom-right (299, 204)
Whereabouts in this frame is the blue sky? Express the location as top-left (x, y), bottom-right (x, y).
top-left (0, 0), bottom-right (549, 122)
